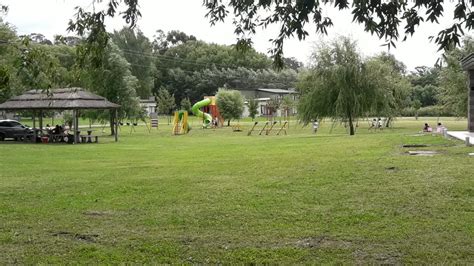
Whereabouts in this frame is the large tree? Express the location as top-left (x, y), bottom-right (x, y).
top-left (438, 36), bottom-right (474, 116)
top-left (80, 41), bottom-right (141, 135)
top-left (298, 37), bottom-right (376, 135)
top-left (111, 27), bottom-right (156, 98)
top-left (366, 54), bottom-right (411, 126)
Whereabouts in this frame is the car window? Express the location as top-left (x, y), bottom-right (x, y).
top-left (10, 121), bottom-right (23, 127)
top-left (0, 122), bottom-right (6, 127)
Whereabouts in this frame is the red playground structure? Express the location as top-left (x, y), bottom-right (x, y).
top-left (202, 96), bottom-right (224, 127)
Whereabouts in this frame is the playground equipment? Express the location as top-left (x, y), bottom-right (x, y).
top-left (247, 121), bottom-right (288, 136)
top-left (276, 121), bottom-right (288, 135)
top-left (172, 111), bottom-right (190, 135)
top-left (202, 96), bottom-right (223, 126)
top-left (192, 98), bottom-right (213, 128)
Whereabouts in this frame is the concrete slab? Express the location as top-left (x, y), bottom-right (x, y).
top-left (408, 151), bottom-right (439, 156)
top-left (447, 131), bottom-right (474, 145)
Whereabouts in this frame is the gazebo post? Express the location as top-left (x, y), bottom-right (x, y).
top-left (73, 109), bottom-right (79, 144)
top-left (32, 111), bottom-right (36, 142)
top-left (39, 110), bottom-right (43, 133)
top-left (115, 109), bottom-right (118, 142)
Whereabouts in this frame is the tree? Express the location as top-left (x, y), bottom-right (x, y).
top-left (297, 37), bottom-right (376, 135)
top-left (67, 1), bottom-right (473, 68)
top-left (156, 87), bottom-right (176, 124)
top-left (366, 55), bottom-right (411, 126)
top-left (180, 97), bottom-right (192, 113)
top-left (283, 57), bottom-right (304, 71)
top-left (280, 95), bottom-right (295, 119)
top-left (80, 41), bottom-right (141, 135)
top-left (216, 89), bottom-right (244, 126)
top-left (266, 98), bottom-right (280, 121)
top-left (111, 27), bottom-right (156, 98)
top-left (0, 65), bottom-right (10, 103)
top-left (204, 1), bottom-right (474, 67)
top-left (246, 97), bottom-right (258, 120)
top-left (438, 36), bottom-right (474, 117)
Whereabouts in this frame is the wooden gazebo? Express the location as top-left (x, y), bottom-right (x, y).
top-left (0, 88), bottom-right (120, 143)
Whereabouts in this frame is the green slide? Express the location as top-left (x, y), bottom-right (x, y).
top-left (192, 98), bottom-right (212, 128)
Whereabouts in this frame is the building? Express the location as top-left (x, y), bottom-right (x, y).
top-left (139, 96), bottom-right (157, 116)
top-left (238, 88), bottom-right (298, 118)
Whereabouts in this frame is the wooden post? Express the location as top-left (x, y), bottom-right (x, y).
top-left (32, 111), bottom-right (36, 143)
top-left (115, 109), bottom-right (118, 142)
top-left (73, 109), bottom-right (79, 144)
top-left (39, 110), bottom-right (43, 132)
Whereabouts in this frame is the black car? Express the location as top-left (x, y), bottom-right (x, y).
top-left (0, 120), bottom-right (33, 141)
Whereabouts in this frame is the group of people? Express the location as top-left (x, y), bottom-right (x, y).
top-left (368, 118), bottom-right (385, 131)
top-left (423, 122), bottom-right (446, 134)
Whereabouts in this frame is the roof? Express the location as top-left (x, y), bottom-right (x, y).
top-left (256, 88), bottom-right (297, 94)
top-left (139, 96), bottom-right (156, 104)
top-left (461, 53), bottom-right (474, 70)
top-left (0, 88), bottom-right (120, 110)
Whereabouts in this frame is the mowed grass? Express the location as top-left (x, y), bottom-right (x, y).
top-left (0, 117), bottom-right (473, 263)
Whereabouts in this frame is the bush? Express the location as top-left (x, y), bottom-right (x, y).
top-left (417, 105), bottom-right (454, 117)
top-left (400, 107), bottom-right (417, 117)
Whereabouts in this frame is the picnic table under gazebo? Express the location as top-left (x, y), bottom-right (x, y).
top-left (0, 87), bottom-right (120, 143)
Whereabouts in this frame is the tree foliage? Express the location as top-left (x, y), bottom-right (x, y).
top-left (216, 89), bottom-right (244, 126)
top-left (298, 37), bottom-right (377, 135)
top-left (156, 87), bottom-right (176, 115)
top-left (246, 97), bottom-right (258, 120)
top-left (80, 41), bottom-right (141, 133)
top-left (439, 37), bottom-right (474, 116)
top-left (111, 27), bottom-right (156, 98)
top-left (280, 95), bottom-right (295, 118)
top-left (180, 97), bottom-right (192, 113)
top-left (203, 1), bottom-right (474, 67)
top-left (366, 55), bottom-right (411, 122)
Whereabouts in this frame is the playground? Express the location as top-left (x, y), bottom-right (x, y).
top-left (0, 117), bottom-right (473, 264)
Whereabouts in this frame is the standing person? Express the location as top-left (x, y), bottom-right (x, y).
top-left (312, 119), bottom-right (319, 134)
top-left (368, 118), bottom-right (377, 131)
top-left (377, 118), bottom-right (383, 130)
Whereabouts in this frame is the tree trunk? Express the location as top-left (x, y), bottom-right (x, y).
top-left (227, 119), bottom-right (230, 126)
top-left (110, 115), bottom-right (115, 136)
top-left (348, 115), bottom-right (355, 135)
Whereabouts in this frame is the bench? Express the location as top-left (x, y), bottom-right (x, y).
top-left (80, 135), bottom-right (99, 143)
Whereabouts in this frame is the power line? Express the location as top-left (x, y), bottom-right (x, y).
top-left (0, 40), bottom-right (296, 87)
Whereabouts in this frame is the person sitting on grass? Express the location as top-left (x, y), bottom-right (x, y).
top-left (436, 122), bottom-right (446, 134)
top-left (423, 123), bottom-right (432, 132)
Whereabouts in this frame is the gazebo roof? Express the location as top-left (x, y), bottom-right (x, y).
top-left (0, 87), bottom-right (120, 110)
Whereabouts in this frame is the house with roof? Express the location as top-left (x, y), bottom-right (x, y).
top-left (237, 87), bottom-right (298, 118)
top-left (139, 96), bottom-right (157, 116)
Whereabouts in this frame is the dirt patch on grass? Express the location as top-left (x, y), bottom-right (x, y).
top-left (296, 236), bottom-right (351, 249)
top-left (83, 210), bottom-right (114, 217)
top-left (52, 231), bottom-right (99, 242)
top-left (353, 249), bottom-right (402, 264)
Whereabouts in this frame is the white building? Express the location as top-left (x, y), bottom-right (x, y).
top-left (239, 88), bottom-right (298, 118)
top-left (139, 96), bottom-right (157, 116)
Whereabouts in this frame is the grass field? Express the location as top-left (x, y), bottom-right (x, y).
top-left (1, 117), bottom-right (473, 263)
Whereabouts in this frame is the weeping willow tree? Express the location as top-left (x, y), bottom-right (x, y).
top-left (298, 37), bottom-right (375, 135)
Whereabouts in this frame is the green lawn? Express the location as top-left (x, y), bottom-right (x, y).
top-left (1, 117), bottom-right (473, 263)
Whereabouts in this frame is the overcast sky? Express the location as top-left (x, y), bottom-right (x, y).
top-left (1, 0), bottom-right (467, 71)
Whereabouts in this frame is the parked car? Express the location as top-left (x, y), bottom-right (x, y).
top-left (0, 119), bottom-right (33, 141)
